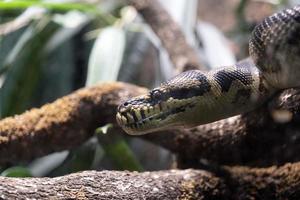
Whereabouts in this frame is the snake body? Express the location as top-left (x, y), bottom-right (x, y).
top-left (116, 5), bottom-right (300, 135)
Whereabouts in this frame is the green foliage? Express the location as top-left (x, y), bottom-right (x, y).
top-left (96, 125), bottom-right (143, 172)
top-left (0, 16), bottom-right (60, 117)
top-left (1, 166), bottom-right (32, 177)
top-left (102, 137), bottom-right (143, 171)
top-left (0, 1), bottom-right (98, 14)
top-left (86, 26), bottom-right (125, 85)
top-left (0, 0), bottom-right (146, 177)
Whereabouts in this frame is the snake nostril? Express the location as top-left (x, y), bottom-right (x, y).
top-left (150, 89), bottom-right (162, 100)
top-left (118, 101), bottom-right (131, 113)
top-left (119, 101), bottom-right (129, 109)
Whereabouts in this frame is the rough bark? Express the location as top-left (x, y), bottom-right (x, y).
top-left (128, 0), bottom-right (205, 72)
top-left (1, 162), bottom-right (300, 199)
top-left (0, 82), bottom-right (146, 164)
top-left (225, 162), bottom-right (300, 199)
top-left (0, 169), bottom-right (228, 200)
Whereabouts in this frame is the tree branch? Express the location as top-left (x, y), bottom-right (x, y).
top-left (225, 161), bottom-right (300, 199)
top-left (1, 162), bottom-right (300, 199)
top-left (0, 82), bottom-right (146, 164)
top-left (127, 0), bottom-right (205, 72)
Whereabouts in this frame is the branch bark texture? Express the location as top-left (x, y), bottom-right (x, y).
top-left (1, 162), bottom-right (300, 199)
top-left (0, 169), bottom-right (227, 200)
top-left (0, 82), bottom-right (146, 164)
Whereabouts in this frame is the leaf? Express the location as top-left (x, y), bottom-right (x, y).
top-left (86, 26), bottom-right (125, 86)
top-left (0, 1), bottom-right (115, 25)
top-left (1, 166), bottom-right (32, 177)
top-left (46, 11), bottom-right (90, 53)
top-left (0, 27), bottom-right (27, 75)
top-left (32, 11), bottom-right (96, 107)
top-left (0, 16), bottom-right (60, 117)
top-left (104, 139), bottom-right (143, 171)
top-left (0, 1), bottom-right (98, 14)
top-left (97, 126), bottom-right (143, 172)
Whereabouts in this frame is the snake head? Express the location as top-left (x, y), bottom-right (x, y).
top-left (116, 92), bottom-right (173, 135)
top-left (116, 70), bottom-right (211, 135)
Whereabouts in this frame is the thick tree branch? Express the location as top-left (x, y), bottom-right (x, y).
top-left (0, 82), bottom-right (146, 164)
top-left (1, 162), bottom-right (300, 199)
top-left (128, 0), bottom-right (205, 72)
top-left (225, 161), bottom-right (300, 199)
top-left (0, 169), bottom-right (227, 199)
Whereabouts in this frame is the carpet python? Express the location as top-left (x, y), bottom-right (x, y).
top-left (117, 5), bottom-right (300, 135)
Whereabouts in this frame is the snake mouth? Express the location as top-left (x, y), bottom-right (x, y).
top-left (116, 101), bottom-right (196, 135)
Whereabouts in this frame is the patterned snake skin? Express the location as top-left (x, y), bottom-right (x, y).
top-left (117, 5), bottom-right (300, 135)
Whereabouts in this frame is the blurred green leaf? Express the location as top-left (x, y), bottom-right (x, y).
top-left (86, 26), bottom-right (125, 86)
top-left (0, 27), bottom-right (27, 75)
top-left (0, 16), bottom-right (60, 117)
top-left (0, 1), bottom-right (116, 25)
top-left (102, 138), bottom-right (143, 171)
top-left (32, 11), bottom-right (95, 107)
top-left (0, 1), bottom-right (97, 13)
top-left (1, 166), bottom-right (32, 177)
top-left (68, 145), bottom-right (96, 173)
top-left (48, 11), bottom-right (89, 50)
top-left (97, 127), bottom-right (143, 172)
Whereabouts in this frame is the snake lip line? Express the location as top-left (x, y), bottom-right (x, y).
top-left (117, 102), bottom-right (196, 129)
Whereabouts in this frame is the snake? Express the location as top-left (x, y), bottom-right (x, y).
top-left (116, 5), bottom-right (300, 135)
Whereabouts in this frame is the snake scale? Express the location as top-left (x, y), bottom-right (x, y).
top-left (116, 5), bottom-right (300, 135)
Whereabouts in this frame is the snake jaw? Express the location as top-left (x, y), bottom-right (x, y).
top-left (116, 92), bottom-right (199, 135)
top-left (116, 94), bottom-right (155, 135)
top-left (117, 70), bottom-right (212, 134)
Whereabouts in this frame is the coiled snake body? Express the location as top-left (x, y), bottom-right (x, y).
top-left (117, 5), bottom-right (300, 135)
